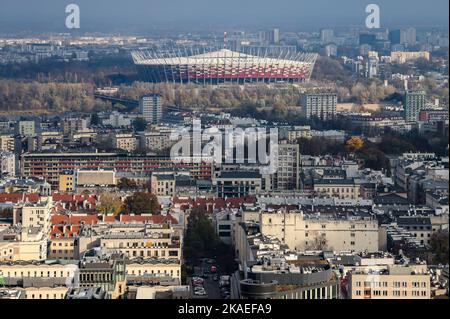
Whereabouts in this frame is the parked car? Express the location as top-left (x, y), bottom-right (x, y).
top-left (194, 287), bottom-right (206, 296)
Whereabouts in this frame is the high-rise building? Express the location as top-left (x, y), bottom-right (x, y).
top-left (139, 94), bottom-right (162, 125)
top-left (0, 151), bottom-right (15, 177)
top-left (389, 29), bottom-right (402, 45)
top-left (300, 93), bottom-right (338, 120)
top-left (274, 142), bottom-right (300, 190)
top-left (404, 91), bottom-right (426, 122)
top-left (403, 27), bottom-right (417, 46)
top-left (320, 29), bottom-right (334, 44)
top-left (390, 28), bottom-right (417, 46)
top-left (270, 28), bottom-right (280, 44)
top-left (15, 120), bottom-right (36, 137)
top-left (359, 33), bottom-right (377, 46)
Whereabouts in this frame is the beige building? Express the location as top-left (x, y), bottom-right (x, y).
top-left (1, 198), bottom-right (53, 261)
top-left (391, 51), bottom-right (430, 64)
top-left (287, 126), bottom-right (312, 141)
top-left (348, 264), bottom-right (430, 299)
top-left (0, 233), bottom-right (48, 261)
top-left (314, 179), bottom-right (361, 199)
top-left (13, 197), bottom-right (53, 233)
top-left (141, 131), bottom-right (175, 152)
top-left (0, 261), bottom-right (78, 279)
top-left (151, 174), bottom-right (176, 196)
top-left (0, 134), bottom-right (15, 152)
top-left (48, 235), bottom-right (77, 260)
top-left (259, 211), bottom-right (379, 253)
top-left (0, 261), bottom-right (77, 299)
top-left (21, 287), bottom-right (69, 300)
top-left (126, 260), bottom-right (181, 283)
top-left (99, 223), bottom-right (182, 261)
top-left (113, 133), bottom-right (139, 152)
top-left (76, 170), bottom-right (116, 188)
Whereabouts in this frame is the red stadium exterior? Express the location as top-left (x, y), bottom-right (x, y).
top-left (132, 49), bottom-right (317, 84)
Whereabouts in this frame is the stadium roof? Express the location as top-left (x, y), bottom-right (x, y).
top-left (132, 48), bottom-right (317, 66)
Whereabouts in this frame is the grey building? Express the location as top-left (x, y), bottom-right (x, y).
top-left (139, 94), bottom-right (163, 125)
top-left (300, 93), bottom-right (337, 120)
top-left (404, 91), bottom-right (426, 122)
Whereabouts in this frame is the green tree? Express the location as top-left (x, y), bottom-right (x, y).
top-left (123, 192), bottom-right (160, 215)
top-left (91, 113), bottom-right (100, 126)
top-left (132, 117), bottom-right (147, 132)
top-left (430, 231), bottom-right (449, 264)
top-left (184, 206), bottom-right (219, 261)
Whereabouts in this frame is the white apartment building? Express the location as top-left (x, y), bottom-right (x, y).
top-left (0, 151), bottom-right (15, 177)
top-left (259, 211), bottom-right (379, 253)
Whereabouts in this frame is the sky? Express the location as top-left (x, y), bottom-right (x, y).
top-left (0, 0), bottom-right (448, 34)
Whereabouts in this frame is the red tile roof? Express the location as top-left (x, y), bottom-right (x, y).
top-left (0, 193), bottom-right (40, 204)
top-left (51, 214), bottom-right (99, 226)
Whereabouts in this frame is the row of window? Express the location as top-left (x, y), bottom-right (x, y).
top-left (355, 281), bottom-right (427, 288)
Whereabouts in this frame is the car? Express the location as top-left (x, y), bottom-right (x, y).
top-left (220, 288), bottom-right (229, 294)
top-left (194, 288), bottom-right (206, 296)
top-left (192, 277), bottom-right (205, 282)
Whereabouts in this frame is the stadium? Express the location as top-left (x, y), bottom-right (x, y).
top-left (131, 48), bottom-right (317, 84)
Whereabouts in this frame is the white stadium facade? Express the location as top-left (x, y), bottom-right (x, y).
top-left (131, 48), bottom-right (317, 84)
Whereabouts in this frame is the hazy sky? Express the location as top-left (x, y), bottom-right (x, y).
top-left (0, 0), bottom-right (448, 34)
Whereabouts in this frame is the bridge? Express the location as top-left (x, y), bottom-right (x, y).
top-left (94, 93), bottom-right (192, 113)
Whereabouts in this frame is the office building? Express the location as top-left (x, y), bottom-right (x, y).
top-left (216, 171), bottom-right (262, 198)
top-left (140, 94), bottom-right (163, 125)
top-left (274, 142), bottom-right (300, 190)
top-left (0, 151), bottom-right (15, 177)
top-left (348, 263), bottom-right (430, 299)
top-left (300, 93), bottom-right (337, 120)
top-left (320, 29), bottom-right (334, 44)
top-left (404, 91), bottom-right (426, 122)
top-left (259, 210), bottom-right (379, 253)
top-left (15, 121), bottom-right (36, 137)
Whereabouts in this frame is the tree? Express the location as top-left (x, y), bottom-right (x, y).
top-left (117, 177), bottom-right (137, 190)
top-left (91, 113), bottom-right (100, 126)
top-left (132, 117), bottom-right (147, 132)
top-left (184, 206), bottom-right (219, 261)
top-left (430, 231), bottom-right (449, 264)
top-left (358, 147), bottom-right (390, 171)
top-left (96, 193), bottom-right (123, 216)
top-left (346, 136), bottom-right (364, 153)
top-left (123, 192), bottom-right (160, 215)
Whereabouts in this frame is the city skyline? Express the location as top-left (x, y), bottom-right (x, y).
top-left (0, 0), bottom-right (448, 34)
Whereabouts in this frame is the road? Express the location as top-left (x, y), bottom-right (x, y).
top-left (189, 265), bottom-right (221, 299)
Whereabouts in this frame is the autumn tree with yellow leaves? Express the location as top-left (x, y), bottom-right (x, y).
top-left (346, 136), bottom-right (364, 153)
